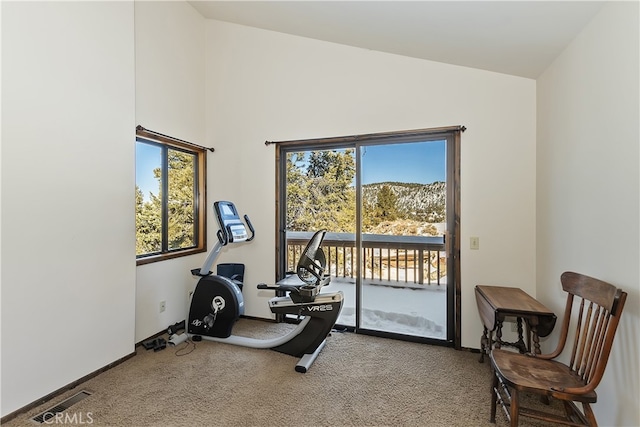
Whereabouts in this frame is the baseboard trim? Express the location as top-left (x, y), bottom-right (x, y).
top-left (240, 314), bottom-right (277, 323)
top-left (0, 351), bottom-right (136, 424)
top-left (136, 329), bottom-right (168, 347)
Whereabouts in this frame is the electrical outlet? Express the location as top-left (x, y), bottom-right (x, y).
top-left (470, 236), bottom-right (480, 250)
top-left (159, 300), bottom-right (166, 313)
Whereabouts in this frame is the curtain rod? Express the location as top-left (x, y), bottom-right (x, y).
top-left (264, 125), bottom-right (466, 146)
top-left (136, 125), bottom-right (215, 152)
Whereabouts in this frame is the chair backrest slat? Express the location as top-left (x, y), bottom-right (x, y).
top-left (579, 303), bottom-right (604, 380)
top-left (586, 309), bottom-right (609, 383)
top-left (574, 300), bottom-right (594, 374)
top-left (568, 298), bottom-right (585, 371)
top-left (561, 271), bottom-right (628, 391)
top-left (577, 301), bottom-right (593, 377)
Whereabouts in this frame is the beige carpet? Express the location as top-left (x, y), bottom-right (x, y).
top-left (4, 319), bottom-right (562, 427)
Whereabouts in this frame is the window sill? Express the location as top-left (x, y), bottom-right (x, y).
top-left (136, 247), bottom-right (206, 266)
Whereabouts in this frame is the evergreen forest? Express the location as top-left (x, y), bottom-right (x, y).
top-left (135, 148), bottom-right (446, 256)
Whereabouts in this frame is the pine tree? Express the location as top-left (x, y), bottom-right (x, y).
top-left (135, 149), bottom-right (196, 256)
top-left (135, 185), bottom-right (161, 255)
top-left (375, 185), bottom-right (398, 221)
top-left (286, 149), bottom-right (356, 233)
top-left (166, 150), bottom-right (195, 249)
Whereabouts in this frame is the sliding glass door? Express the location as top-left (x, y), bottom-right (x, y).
top-left (276, 127), bottom-right (460, 346)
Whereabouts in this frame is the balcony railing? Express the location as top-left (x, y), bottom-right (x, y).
top-left (286, 231), bottom-right (447, 286)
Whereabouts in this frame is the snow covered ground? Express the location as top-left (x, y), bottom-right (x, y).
top-left (320, 278), bottom-right (447, 339)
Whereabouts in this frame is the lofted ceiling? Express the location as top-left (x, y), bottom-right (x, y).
top-left (188, 0), bottom-right (606, 79)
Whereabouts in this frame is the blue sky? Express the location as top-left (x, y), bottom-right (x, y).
top-left (136, 141), bottom-right (161, 200)
top-left (360, 140), bottom-right (446, 185)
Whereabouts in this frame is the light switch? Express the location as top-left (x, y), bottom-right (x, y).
top-left (470, 237), bottom-right (480, 250)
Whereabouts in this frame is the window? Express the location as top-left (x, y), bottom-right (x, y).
top-left (135, 127), bottom-right (206, 264)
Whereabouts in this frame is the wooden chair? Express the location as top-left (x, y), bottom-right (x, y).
top-left (489, 271), bottom-right (628, 426)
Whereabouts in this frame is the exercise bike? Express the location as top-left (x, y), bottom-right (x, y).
top-left (168, 201), bottom-right (344, 373)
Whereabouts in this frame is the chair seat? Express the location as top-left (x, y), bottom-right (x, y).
top-left (490, 349), bottom-right (597, 403)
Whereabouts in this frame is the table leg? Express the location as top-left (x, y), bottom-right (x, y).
top-left (516, 317), bottom-right (527, 353)
top-left (531, 325), bottom-right (541, 355)
top-left (495, 320), bottom-right (503, 349)
top-left (479, 326), bottom-right (489, 362)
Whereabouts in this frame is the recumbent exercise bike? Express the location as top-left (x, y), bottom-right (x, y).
top-left (168, 201), bottom-right (344, 373)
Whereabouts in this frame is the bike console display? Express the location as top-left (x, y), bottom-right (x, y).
top-left (214, 201), bottom-right (254, 245)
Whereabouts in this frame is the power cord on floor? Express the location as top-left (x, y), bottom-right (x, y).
top-left (174, 338), bottom-right (196, 356)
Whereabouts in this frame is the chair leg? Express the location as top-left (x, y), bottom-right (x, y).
top-left (563, 401), bottom-right (594, 426)
top-left (562, 401), bottom-right (575, 422)
top-left (510, 389), bottom-right (519, 427)
top-left (583, 403), bottom-right (598, 427)
top-left (490, 370), bottom-right (498, 423)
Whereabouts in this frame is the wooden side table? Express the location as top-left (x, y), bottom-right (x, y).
top-left (475, 285), bottom-right (556, 362)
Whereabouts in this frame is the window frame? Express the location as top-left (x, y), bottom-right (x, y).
top-left (135, 127), bottom-right (207, 265)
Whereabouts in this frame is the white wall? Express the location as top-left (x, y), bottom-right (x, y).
top-left (134, 1), bottom-right (206, 342)
top-left (204, 20), bottom-right (537, 348)
top-left (1, 1), bottom-right (136, 417)
top-left (537, 2), bottom-right (639, 426)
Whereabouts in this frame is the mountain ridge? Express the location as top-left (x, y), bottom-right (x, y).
top-left (363, 181), bottom-right (446, 223)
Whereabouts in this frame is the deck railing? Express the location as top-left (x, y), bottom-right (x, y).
top-left (286, 232), bottom-right (447, 286)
